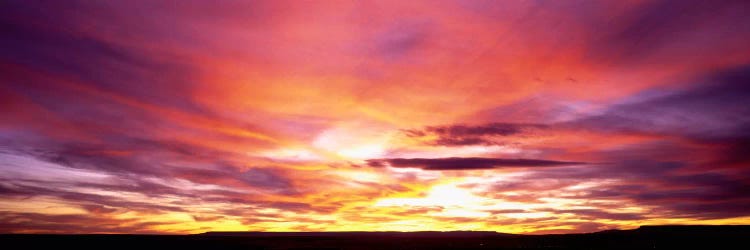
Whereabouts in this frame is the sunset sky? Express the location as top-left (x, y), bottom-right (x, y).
top-left (2, 0), bottom-right (750, 234)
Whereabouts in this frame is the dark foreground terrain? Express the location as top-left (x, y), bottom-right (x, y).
top-left (2, 225), bottom-right (748, 249)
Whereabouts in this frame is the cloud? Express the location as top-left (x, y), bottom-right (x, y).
top-left (0, 212), bottom-right (175, 234)
top-left (404, 123), bottom-right (546, 146)
top-left (0, 179), bottom-right (188, 213)
top-left (367, 157), bottom-right (583, 170)
top-left (564, 64), bottom-right (750, 147)
top-left (479, 149), bottom-right (750, 220)
top-left (545, 209), bottom-right (646, 221)
top-left (414, 64), bottom-right (750, 147)
top-left (238, 168), bottom-right (297, 194)
top-left (375, 21), bottom-right (431, 61)
top-left (586, 0), bottom-right (750, 66)
top-left (0, 2), bottom-right (206, 115)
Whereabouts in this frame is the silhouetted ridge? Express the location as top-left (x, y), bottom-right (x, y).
top-left (199, 231), bottom-right (505, 237)
top-left (3, 226), bottom-right (750, 249)
top-left (636, 225), bottom-right (750, 233)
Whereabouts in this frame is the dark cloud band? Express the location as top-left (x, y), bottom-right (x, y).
top-left (367, 157), bottom-right (584, 170)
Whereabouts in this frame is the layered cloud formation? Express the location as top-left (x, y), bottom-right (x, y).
top-left (1, 0), bottom-right (749, 234)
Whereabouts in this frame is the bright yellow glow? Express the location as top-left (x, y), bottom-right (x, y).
top-left (375, 184), bottom-right (485, 208)
top-left (312, 125), bottom-right (393, 160)
top-left (335, 144), bottom-right (386, 160)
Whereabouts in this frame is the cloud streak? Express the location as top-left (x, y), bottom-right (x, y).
top-left (368, 157), bottom-right (583, 170)
top-left (404, 123), bottom-right (546, 146)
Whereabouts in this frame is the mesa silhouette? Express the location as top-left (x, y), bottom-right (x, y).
top-left (3, 225), bottom-right (749, 249)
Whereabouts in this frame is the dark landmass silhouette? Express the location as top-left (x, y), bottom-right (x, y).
top-left (3, 225), bottom-right (749, 249)
top-left (199, 230), bottom-right (506, 237)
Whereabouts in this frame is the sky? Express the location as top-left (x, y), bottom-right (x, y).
top-left (1, 0), bottom-right (750, 234)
